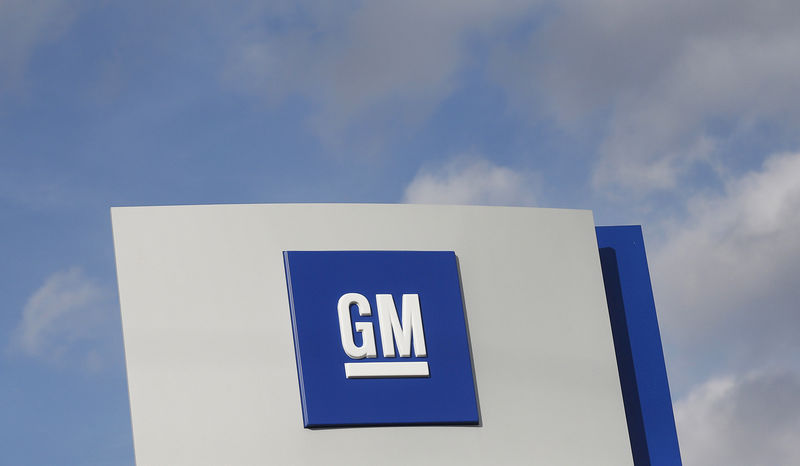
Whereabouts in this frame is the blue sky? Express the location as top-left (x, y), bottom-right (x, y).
top-left (2, 1), bottom-right (800, 464)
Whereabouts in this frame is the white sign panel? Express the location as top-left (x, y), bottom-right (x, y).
top-left (112, 204), bottom-right (633, 465)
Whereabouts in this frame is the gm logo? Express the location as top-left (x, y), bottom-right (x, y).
top-left (337, 292), bottom-right (428, 378)
top-left (283, 251), bottom-right (479, 427)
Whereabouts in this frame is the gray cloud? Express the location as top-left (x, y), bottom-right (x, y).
top-left (222, 0), bottom-right (534, 145)
top-left (217, 0), bottom-right (800, 192)
top-left (650, 151), bottom-right (800, 387)
top-left (675, 370), bottom-right (800, 466)
top-left (493, 0), bottom-right (800, 192)
top-left (0, 0), bottom-right (80, 92)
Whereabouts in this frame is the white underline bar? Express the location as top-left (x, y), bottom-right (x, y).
top-left (344, 361), bottom-right (430, 378)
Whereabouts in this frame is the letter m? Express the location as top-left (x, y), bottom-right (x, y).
top-left (376, 294), bottom-right (427, 358)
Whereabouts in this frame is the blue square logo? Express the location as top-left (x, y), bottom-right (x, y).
top-left (283, 251), bottom-right (479, 427)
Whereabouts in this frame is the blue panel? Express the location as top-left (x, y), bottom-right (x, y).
top-left (596, 226), bottom-right (682, 466)
top-left (284, 251), bottom-right (478, 427)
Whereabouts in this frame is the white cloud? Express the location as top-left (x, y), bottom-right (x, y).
top-left (403, 156), bottom-right (537, 206)
top-left (650, 151), bottom-right (800, 385)
top-left (493, 0), bottom-right (800, 193)
top-left (10, 267), bottom-right (114, 369)
top-left (0, 0), bottom-right (80, 92)
top-left (675, 370), bottom-right (800, 466)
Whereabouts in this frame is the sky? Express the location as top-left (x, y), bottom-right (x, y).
top-left (1, 1), bottom-right (800, 464)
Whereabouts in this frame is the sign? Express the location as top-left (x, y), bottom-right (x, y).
top-left (283, 250), bottom-right (479, 427)
top-left (111, 204), bottom-right (640, 465)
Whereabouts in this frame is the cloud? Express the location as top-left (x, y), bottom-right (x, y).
top-left (403, 156), bottom-right (537, 206)
top-left (223, 1), bottom-right (533, 145)
top-left (0, 0), bottom-right (80, 92)
top-left (650, 151), bottom-right (800, 385)
top-left (493, 0), bottom-right (800, 192)
top-left (10, 267), bottom-right (114, 370)
top-left (675, 370), bottom-right (800, 466)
